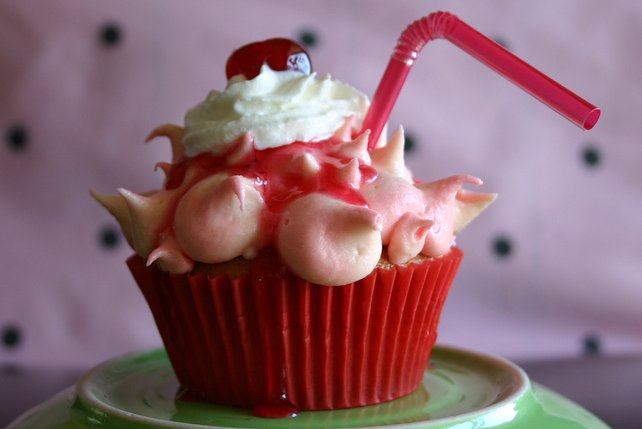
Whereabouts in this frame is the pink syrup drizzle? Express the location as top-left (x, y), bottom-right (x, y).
top-left (361, 11), bottom-right (601, 149)
top-left (162, 136), bottom-right (377, 245)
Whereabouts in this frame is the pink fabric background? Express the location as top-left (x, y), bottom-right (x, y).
top-left (1, 0), bottom-right (640, 367)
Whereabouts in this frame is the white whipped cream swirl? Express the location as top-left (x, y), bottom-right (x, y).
top-left (182, 65), bottom-right (369, 156)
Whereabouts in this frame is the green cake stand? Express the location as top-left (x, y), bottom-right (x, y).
top-left (7, 345), bottom-right (609, 429)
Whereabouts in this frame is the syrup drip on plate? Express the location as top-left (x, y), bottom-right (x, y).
top-left (252, 399), bottom-right (299, 419)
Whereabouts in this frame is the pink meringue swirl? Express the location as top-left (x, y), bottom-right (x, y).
top-left (92, 69), bottom-right (496, 286)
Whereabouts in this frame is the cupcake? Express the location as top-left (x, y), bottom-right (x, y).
top-left (92, 38), bottom-right (495, 414)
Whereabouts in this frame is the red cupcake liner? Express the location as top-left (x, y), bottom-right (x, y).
top-left (127, 247), bottom-right (463, 412)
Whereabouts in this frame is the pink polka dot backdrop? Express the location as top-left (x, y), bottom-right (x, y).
top-left (1, 0), bottom-right (640, 367)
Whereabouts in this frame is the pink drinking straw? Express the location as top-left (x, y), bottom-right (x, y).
top-left (361, 11), bottom-right (601, 149)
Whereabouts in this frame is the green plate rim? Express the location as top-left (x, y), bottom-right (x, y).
top-left (73, 344), bottom-right (531, 429)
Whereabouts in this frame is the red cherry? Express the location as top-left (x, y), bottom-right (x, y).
top-left (225, 38), bottom-right (312, 80)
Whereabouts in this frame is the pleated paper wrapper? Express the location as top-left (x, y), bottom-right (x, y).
top-left (127, 247), bottom-right (463, 411)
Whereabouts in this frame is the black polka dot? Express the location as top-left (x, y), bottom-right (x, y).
top-left (297, 29), bottom-right (319, 48)
top-left (99, 22), bottom-right (123, 47)
top-left (492, 36), bottom-right (511, 50)
top-left (581, 144), bottom-right (601, 168)
top-left (492, 235), bottom-right (513, 258)
top-left (1, 363), bottom-right (23, 376)
top-left (582, 333), bottom-right (602, 356)
top-left (5, 124), bottom-right (28, 152)
top-left (2, 324), bottom-right (22, 349)
top-left (99, 225), bottom-right (121, 250)
top-left (403, 132), bottom-right (416, 153)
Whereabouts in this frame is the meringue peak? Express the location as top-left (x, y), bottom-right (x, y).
top-left (146, 124), bottom-right (185, 162)
top-left (331, 131), bottom-right (371, 164)
top-left (371, 126), bottom-right (412, 182)
top-left (90, 189), bottom-right (133, 246)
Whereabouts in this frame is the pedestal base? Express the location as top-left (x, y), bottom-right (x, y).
top-left (7, 346), bottom-right (610, 428)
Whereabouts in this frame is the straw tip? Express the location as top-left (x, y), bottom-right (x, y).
top-left (583, 107), bottom-right (601, 130)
